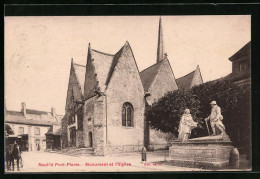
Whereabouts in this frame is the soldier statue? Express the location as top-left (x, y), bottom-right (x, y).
top-left (205, 101), bottom-right (226, 136)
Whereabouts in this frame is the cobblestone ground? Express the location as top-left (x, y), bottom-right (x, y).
top-left (5, 150), bottom-right (250, 173)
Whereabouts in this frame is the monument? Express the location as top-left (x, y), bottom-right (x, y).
top-left (169, 102), bottom-right (235, 169)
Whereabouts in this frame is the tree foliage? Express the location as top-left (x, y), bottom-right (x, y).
top-left (146, 80), bottom-right (251, 142)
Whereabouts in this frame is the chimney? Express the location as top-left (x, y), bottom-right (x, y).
top-left (21, 102), bottom-right (26, 115)
top-left (51, 107), bottom-right (56, 117)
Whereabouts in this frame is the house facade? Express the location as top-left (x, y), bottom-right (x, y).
top-left (223, 41), bottom-right (251, 86)
top-left (5, 102), bottom-right (62, 151)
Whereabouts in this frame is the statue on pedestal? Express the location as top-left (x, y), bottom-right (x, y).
top-left (205, 101), bottom-right (226, 136)
top-left (178, 108), bottom-right (198, 141)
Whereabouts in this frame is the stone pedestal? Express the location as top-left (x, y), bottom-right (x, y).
top-left (169, 135), bottom-right (234, 169)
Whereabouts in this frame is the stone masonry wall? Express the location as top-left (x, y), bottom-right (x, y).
top-left (83, 97), bottom-right (95, 148)
top-left (62, 63), bottom-right (84, 148)
top-left (105, 43), bottom-right (145, 148)
top-left (93, 96), bottom-right (107, 156)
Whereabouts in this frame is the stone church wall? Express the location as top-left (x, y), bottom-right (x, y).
top-left (104, 43), bottom-right (145, 154)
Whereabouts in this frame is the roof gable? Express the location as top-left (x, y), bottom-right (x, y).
top-left (140, 60), bottom-right (164, 92)
top-left (176, 70), bottom-right (195, 90)
top-left (176, 65), bottom-right (203, 90)
top-left (65, 61), bottom-right (85, 110)
top-left (84, 42), bottom-right (143, 96)
top-left (73, 63), bottom-right (86, 94)
top-left (105, 45), bottom-right (124, 86)
top-left (229, 41), bottom-right (251, 62)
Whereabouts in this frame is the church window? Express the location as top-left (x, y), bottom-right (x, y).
top-left (122, 102), bottom-right (134, 127)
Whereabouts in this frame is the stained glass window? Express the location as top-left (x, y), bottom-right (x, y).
top-left (122, 102), bottom-right (133, 127)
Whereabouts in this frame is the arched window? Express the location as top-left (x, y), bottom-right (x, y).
top-left (122, 102), bottom-right (134, 127)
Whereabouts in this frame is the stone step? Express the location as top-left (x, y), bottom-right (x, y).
top-left (47, 147), bottom-right (94, 157)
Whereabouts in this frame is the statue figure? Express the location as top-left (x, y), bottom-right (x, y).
top-left (205, 101), bottom-right (226, 136)
top-left (178, 109), bottom-right (198, 141)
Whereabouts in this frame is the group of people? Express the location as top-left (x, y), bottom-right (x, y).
top-left (178, 101), bottom-right (226, 141)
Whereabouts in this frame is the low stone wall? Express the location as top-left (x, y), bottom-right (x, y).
top-left (148, 143), bottom-right (170, 151)
top-left (98, 145), bottom-right (143, 155)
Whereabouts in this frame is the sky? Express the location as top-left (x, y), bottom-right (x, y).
top-left (5, 16), bottom-right (251, 115)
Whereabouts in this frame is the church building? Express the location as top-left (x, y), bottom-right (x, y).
top-left (61, 17), bottom-right (203, 155)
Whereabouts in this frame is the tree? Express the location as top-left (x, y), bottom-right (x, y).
top-left (146, 80), bottom-right (251, 142)
top-left (146, 89), bottom-right (202, 138)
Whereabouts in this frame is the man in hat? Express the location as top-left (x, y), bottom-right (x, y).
top-left (205, 101), bottom-right (226, 136)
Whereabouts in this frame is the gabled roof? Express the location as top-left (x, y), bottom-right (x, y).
top-left (229, 41), bottom-right (251, 62)
top-left (176, 65), bottom-right (203, 90)
top-left (73, 63), bottom-right (86, 94)
top-left (176, 70), bottom-right (196, 90)
top-left (85, 42), bottom-right (139, 93)
top-left (140, 59), bottom-right (165, 92)
top-left (45, 126), bottom-right (62, 136)
top-left (90, 48), bottom-right (114, 91)
top-left (5, 109), bottom-right (62, 126)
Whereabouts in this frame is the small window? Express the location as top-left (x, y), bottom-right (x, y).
top-left (88, 118), bottom-right (92, 122)
top-left (122, 102), bottom-right (134, 127)
top-left (239, 62), bottom-right (247, 72)
top-left (19, 127), bottom-right (24, 135)
top-left (34, 127), bottom-right (40, 135)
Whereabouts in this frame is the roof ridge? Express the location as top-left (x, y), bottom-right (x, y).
top-left (140, 59), bottom-right (165, 74)
top-left (92, 49), bottom-right (114, 56)
top-left (26, 109), bottom-right (49, 113)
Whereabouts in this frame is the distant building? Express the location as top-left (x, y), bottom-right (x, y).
top-left (176, 65), bottom-right (203, 90)
top-left (222, 41), bottom-right (251, 86)
top-left (5, 102), bottom-right (63, 152)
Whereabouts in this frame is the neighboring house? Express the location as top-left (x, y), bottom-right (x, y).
top-left (5, 102), bottom-right (62, 152)
top-left (61, 17), bottom-right (204, 155)
top-left (222, 41), bottom-right (251, 86)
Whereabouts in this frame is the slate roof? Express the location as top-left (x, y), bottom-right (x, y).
top-left (176, 70), bottom-right (196, 90)
top-left (5, 109), bottom-right (62, 126)
top-left (91, 49), bottom-right (115, 91)
top-left (140, 59), bottom-right (165, 92)
top-left (83, 42), bottom-right (136, 93)
top-left (73, 63), bottom-right (86, 94)
top-left (45, 126), bottom-right (62, 136)
top-left (229, 41), bottom-right (251, 62)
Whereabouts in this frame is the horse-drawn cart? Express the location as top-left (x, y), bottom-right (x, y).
top-left (5, 135), bottom-right (23, 171)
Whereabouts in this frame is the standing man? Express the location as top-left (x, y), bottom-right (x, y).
top-left (205, 101), bottom-right (226, 136)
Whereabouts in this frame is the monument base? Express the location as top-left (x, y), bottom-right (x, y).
top-left (169, 135), bottom-right (234, 169)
